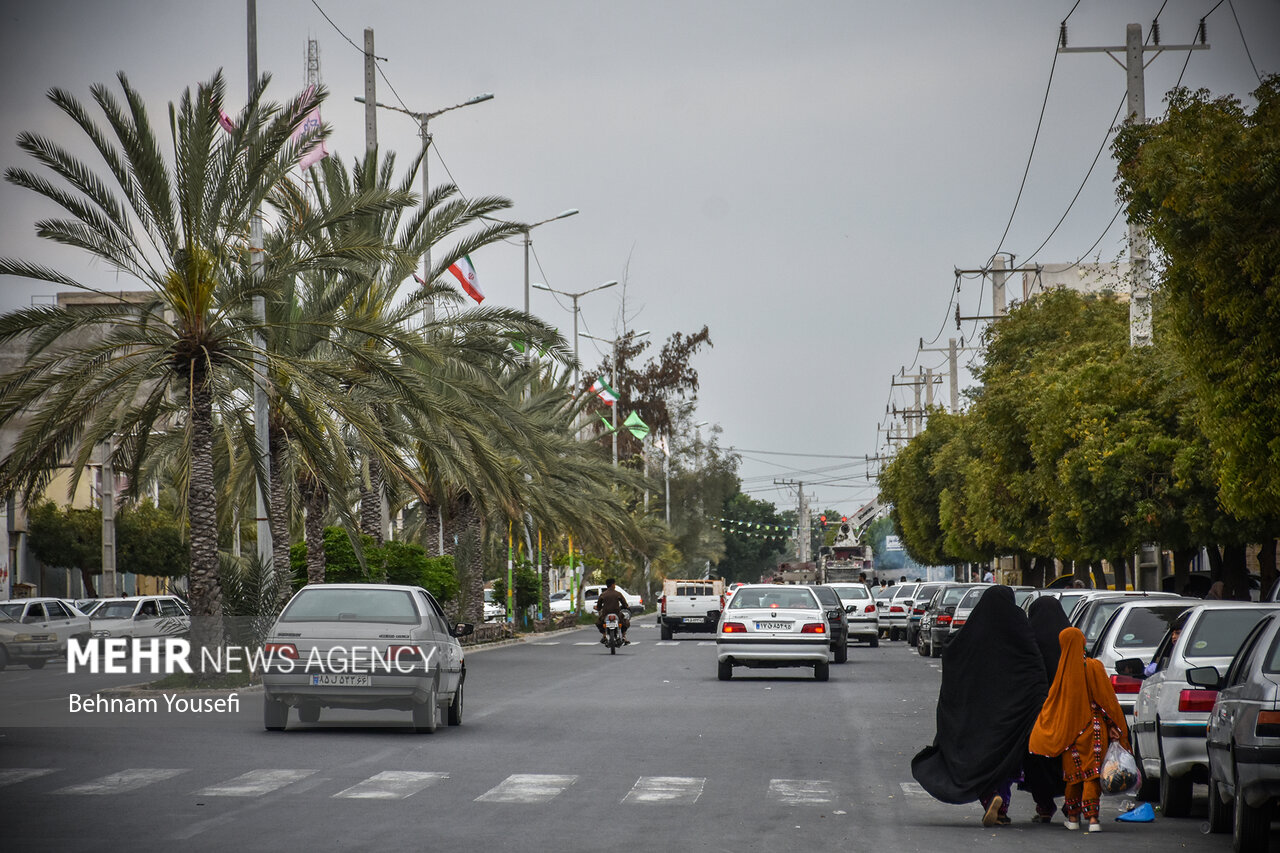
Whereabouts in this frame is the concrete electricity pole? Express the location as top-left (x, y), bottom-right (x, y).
top-left (99, 439), bottom-right (116, 596)
top-left (1058, 21), bottom-right (1208, 346)
top-left (247, 0), bottom-right (272, 568)
top-left (919, 337), bottom-right (977, 415)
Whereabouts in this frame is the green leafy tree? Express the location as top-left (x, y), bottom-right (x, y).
top-left (719, 491), bottom-right (786, 583)
top-left (116, 500), bottom-right (187, 579)
top-left (26, 500), bottom-right (101, 595)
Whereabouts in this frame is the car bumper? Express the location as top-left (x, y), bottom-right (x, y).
top-left (1158, 720), bottom-right (1211, 777)
top-left (1, 640), bottom-right (59, 661)
top-left (847, 618), bottom-right (878, 638)
top-left (660, 616), bottom-right (717, 631)
top-left (1232, 749), bottom-right (1280, 808)
top-left (717, 637), bottom-right (829, 665)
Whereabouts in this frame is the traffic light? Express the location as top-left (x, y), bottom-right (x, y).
top-left (819, 515), bottom-right (827, 527)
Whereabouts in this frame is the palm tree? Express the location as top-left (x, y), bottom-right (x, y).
top-left (0, 72), bottom-right (410, 652)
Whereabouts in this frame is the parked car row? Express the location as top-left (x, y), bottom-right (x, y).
top-left (0, 595), bottom-right (192, 670)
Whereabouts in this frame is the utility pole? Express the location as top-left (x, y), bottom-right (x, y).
top-left (247, 0), bottom-right (272, 569)
top-left (919, 337), bottom-right (977, 414)
top-left (99, 440), bottom-right (117, 596)
top-left (363, 29), bottom-right (377, 154)
top-left (1058, 20), bottom-right (1208, 347)
top-left (890, 368), bottom-right (939, 437)
top-left (775, 480), bottom-right (809, 563)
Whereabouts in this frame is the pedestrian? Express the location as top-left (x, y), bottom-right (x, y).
top-left (1205, 581), bottom-right (1224, 600)
top-left (1028, 627), bottom-right (1130, 833)
top-left (911, 586), bottom-right (1049, 827)
top-left (1072, 579), bottom-right (1086, 589)
top-left (1018, 597), bottom-right (1070, 822)
top-left (982, 568), bottom-right (995, 583)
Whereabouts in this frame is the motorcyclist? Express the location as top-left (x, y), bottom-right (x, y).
top-left (594, 578), bottom-right (631, 645)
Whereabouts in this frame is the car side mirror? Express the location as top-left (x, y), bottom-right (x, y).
top-left (845, 605), bottom-right (857, 614)
top-left (1115, 658), bottom-right (1146, 679)
top-left (1186, 665), bottom-right (1222, 690)
top-left (826, 609), bottom-right (842, 621)
top-left (450, 622), bottom-right (475, 638)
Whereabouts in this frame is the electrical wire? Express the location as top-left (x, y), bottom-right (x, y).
top-left (1227, 0), bottom-right (1262, 84)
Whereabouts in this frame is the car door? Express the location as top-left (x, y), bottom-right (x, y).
top-left (131, 599), bottom-right (164, 638)
top-left (42, 600), bottom-right (78, 650)
top-left (417, 591), bottom-right (461, 695)
top-left (157, 598), bottom-right (191, 636)
top-left (1207, 617), bottom-right (1274, 788)
top-left (1133, 621), bottom-right (1177, 769)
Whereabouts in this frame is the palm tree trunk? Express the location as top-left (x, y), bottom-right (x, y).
top-left (301, 474), bottom-right (327, 585)
top-left (360, 457), bottom-right (384, 546)
top-left (187, 362), bottom-right (224, 657)
top-left (422, 499), bottom-right (442, 557)
top-left (455, 493), bottom-right (484, 624)
top-left (269, 424), bottom-right (291, 609)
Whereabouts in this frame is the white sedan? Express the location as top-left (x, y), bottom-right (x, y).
top-left (0, 597), bottom-right (92, 653)
top-left (89, 596), bottom-right (190, 641)
top-left (716, 584), bottom-right (833, 681)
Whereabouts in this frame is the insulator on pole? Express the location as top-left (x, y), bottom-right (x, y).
top-left (1151, 19), bottom-right (1161, 46)
top-left (1059, 22), bottom-right (1068, 49)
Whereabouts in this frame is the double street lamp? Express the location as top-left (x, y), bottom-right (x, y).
top-left (582, 330), bottom-right (649, 466)
top-left (532, 280), bottom-right (617, 388)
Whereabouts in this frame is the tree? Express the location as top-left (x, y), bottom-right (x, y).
top-left (1114, 77), bottom-right (1280, 522)
top-left (26, 501), bottom-right (101, 595)
top-left (719, 491), bottom-right (786, 583)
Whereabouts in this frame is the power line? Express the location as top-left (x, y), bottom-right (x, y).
top-left (1227, 0), bottom-right (1262, 83)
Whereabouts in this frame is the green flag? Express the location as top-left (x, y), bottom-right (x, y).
top-left (623, 411), bottom-right (650, 440)
top-left (600, 416), bottom-right (616, 432)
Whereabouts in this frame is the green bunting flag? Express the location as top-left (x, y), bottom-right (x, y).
top-left (599, 416), bottom-right (616, 432)
top-left (623, 411), bottom-right (650, 440)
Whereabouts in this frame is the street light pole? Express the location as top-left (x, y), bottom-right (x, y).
top-left (532, 280), bottom-right (617, 389)
top-left (354, 92), bottom-right (494, 325)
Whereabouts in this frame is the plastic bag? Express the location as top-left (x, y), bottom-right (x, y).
top-left (1100, 741), bottom-right (1141, 795)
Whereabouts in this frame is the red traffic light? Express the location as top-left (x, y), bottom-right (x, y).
top-left (841, 516), bottom-right (848, 522)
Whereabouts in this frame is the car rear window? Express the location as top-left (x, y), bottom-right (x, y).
top-left (1113, 606), bottom-right (1186, 648)
top-left (1082, 602), bottom-right (1125, 643)
top-left (831, 586), bottom-right (869, 601)
top-left (940, 586), bottom-right (969, 607)
top-left (958, 587), bottom-right (986, 609)
top-left (729, 588), bottom-right (817, 610)
top-left (280, 589), bottom-right (420, 624)
top-left (892, 585), bottom-right (918, 600)
top-left (1184, 609), bottom-right (1273, 658)
top-left (810, 587), bottom-right (839, 606)
top-left (675, 584), bottom-right (716, 596)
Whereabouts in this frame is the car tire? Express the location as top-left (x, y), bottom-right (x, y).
top-left (27, 659), bottom-right (46, 670)
top-left (447, 678), bottom-right (464, 726)
top-left (263, 696), bottom-right (288, 731)
top-left (414, 683), bottom-right (439, 733)
top-left (1157, 733), bottom-right (1192, 818)
top-left (660, 623), bottom-right (673, 641)
top-left (814, 661), bottom-right (830, 682)
top-left (1233, 759), bottom-right (1271, 853)
top-left (718, 660), bottom-right (732, 681)
top-left (1132, 738), bottom-right (1159, 802)
top-left (834, 640), bottom-right (848, 664)
top-left (297, 703), bottom-right (320, 724)
top-left (889, 627), bottom-right (899, 642)
top-left (869, 634), bottom-right (879, 648)
top-left (1206, 775), bottom-right (1231, 834)
top-left (917, 634), bottom-right (928, 656)
top-left (0, 645), bottom-right (8, 671)
top-left (930, 636), bottom-right (942, 658)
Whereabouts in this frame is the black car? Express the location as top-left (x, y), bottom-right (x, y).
top-left (906, 582), bottom-right (944, 646)
top-left (808, 584), bottom-right (849, 664)
top-left (918, 583), bottom-right (978, 659)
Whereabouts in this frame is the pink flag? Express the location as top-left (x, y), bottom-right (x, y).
top-left (217, 108), bottom-right (236, 134)
top-left (292, 85), bottom-right (329, 171)
top-left (412, 273), bottom-right (428, 287)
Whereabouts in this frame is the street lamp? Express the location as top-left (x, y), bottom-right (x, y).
top-left (354, 92), bottom-right (494, 325)
top-left (582, 330), bottom-right (649, 465)
top-left (532, 280), bottom-right (617, 388)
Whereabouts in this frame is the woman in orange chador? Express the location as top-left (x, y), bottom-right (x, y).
top-left (1028, 627), bottom-right (1129, 832)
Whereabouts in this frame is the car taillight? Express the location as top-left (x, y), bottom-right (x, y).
top-left (720, 593), bottom-right (726, 610)
top-left (660, 595), bottom-right (666, 615)
top-left (936, 614), bottom-right (952, 625)
top-left (1111, 674), bottom-right (1142, 695)
top-left (263, 643), bottom-right (298, 659)
top-left (865, 604), bottom-right (876, 613)
top-left (800, 623), bottom-right (826, 634)
top-left (386, 645), bottom-right (423, 663)
top-left (912, 607), bottom-right (925, 615)
top-left (1176, 688), bottom-right (1217, 713)
top-left (1256, 710), bottom-right (1280, 738)
top-left (890, 605), bottom-right (904, 613)
top-left (953, 620), bottom-right (965, 628)
top-left (721, 621), bottom-right (746, 633)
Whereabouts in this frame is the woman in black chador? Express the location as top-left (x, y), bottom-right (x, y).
top-left (910, 585), bottom-right (1049, 826)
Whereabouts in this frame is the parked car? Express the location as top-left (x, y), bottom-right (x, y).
top-left (583, 584), bottom-right (643, 614)
top-left (949, 585), bottom-right (991, 637)
top-left (918, 583), bottom-right (978, 658)
top-left (0, 612), bottom-right (59, 670)
top-left (260, 584), bottom-right (472, 732)
top-left (73, 598), bottom-right (106, 617)
top-left (808, 585), bottom-right (849, 664)
top-left (1122, 601), bottom-right (1279, 817)
top-left (482, 588), bottom-right (504, 622)
top-left (1071, 591), bottom-right (1184, 646)
top-left (872, 585), bottom-right (896, 638)
top-left (0, 597), bottom-right (92, 653)
top-left (1196, 611), bottom-right (1280, 850)
top-left (883, 582), bottom-right (919, 641)
top-left (1091, 600), bottom-right (1196, 721)
top-left (716, 584), bottom-right (833, 681)
top-left (906, 583), bottom-right (944, 646)
top-left (89, 595), bottom-right (191, 641)
top-left (548, 590), bottom-right (572, 613)
top-left (826, 583), bottom-right (879, 647)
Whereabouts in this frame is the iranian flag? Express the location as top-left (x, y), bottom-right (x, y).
top-left (448, 255), bottom-right (484, 304)
top-left (590, 377), bottom-right (619, 405)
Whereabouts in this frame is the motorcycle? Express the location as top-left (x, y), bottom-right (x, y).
top-left (603, 608), bottom-right (630, 654)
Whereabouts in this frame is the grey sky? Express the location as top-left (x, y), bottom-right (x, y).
top-left (2, 0), bottom-right (1277, 517)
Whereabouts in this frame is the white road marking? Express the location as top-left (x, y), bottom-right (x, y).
top-left (196, 769), bottom-right (317, 797)
top-left (573, 642), bottom-right (598, 646)
top-left (57, 768), bottom-right (187, 795)
top-left (769, 779), bottom-right (835, 804)
top-left (654, 641), bottom-right (679, 646)
top-left (333, 771), bottom-right (448, 799)
top-left (697, 641), bottom-right (717, 646)
top-left (900, 781), bottom-right (928, 796)
top-left (0, 769), bottom-right (57, 787)
top-left (532, 642), bottom-right (560, 646)
top-left (475, 773), bottom-right (577, 803)
top-left (622, 776), bottom-right (705, 804)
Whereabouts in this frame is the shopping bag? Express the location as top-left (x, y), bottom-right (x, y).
top-left (1100, 740), bottom-right (1141, 795)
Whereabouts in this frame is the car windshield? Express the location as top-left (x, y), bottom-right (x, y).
top-left (728, 588), bottom-right (817, 610)
top-left (483, 589), bottom-right (495, 603)
top-left (1184, 609), bottom-right (1273, 658)
top-left (0, 611), bottom-right (17, 624)
top-left (1113, 606), bottom-right (1186, 648)
top-left (550, 591), bottom-right (567, 601)
top-left (93, 602), bottom-right (138, 620)
top-left (831, 586), bottom-right (869, 601)
top-left (0, 603), bottom-right (24, 620)
top-left (280, 589), bottom-right (419, 624)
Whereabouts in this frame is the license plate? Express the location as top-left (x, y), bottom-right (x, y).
top-left (682, 617), bottom-right (705, 624)
top-left (755, 621), bottom-right (792, 631)
top-left (310, 673), bottom-right (371, 687)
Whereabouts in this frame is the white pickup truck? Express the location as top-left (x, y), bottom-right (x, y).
top-left (657, 579), bottom-right (725, 640)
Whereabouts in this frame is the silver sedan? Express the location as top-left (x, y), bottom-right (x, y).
top-left (716, 584), bottom-right (833, 681)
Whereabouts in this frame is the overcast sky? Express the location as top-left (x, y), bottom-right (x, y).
top-left (2, 0), bottom-right (1277, 517)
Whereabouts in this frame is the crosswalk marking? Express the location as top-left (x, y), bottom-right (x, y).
top-left (196, 769), bottom-right (317, 797)
top-left (532, 642), bottom-right (560, 646)
top-left (769, 779), bottom-right (834, 804)
top-left (622, 776), bottom-right (704, 804)
top-left (900, 781), bottom-right (927, 796)
top-left (697, 641), bottom-right (717, 646)
top-left (333, 771), bottom-right (448, 800)
top-left (654, 641), bottom-right (679, 646)
top-left (56, 768), bottom-right (187, 795)
top-left (0, 769), bottom-right (57, 788)
top-left (573, 642), bottom-right (598, 646)
top-left (476, 773), bottom-right (577, 803)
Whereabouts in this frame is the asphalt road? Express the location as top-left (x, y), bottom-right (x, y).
top-left (2, 621), bottom-right (1276, 852)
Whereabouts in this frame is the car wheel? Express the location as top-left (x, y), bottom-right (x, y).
top-left (263, 696), bottom-right (288, 731)
top-left (869, 634), bottom-right (879, 648)
top-left (930, 636), bottom-right (942, 658)
top-left (413, 683), bottom-right (439, 733)
top-left (1233, 759), bottom-right (1271, 853)
top-left (1158, 733), bottom-right (1193, 818)
top-left (27, 659), bottom-right (46, 670)
top-left (660, 623), bottom-right (673, 641)
top-left (917, 634), bottom-right (928, 656)
top-left (1132, 738), bottom-right (1159, 802)
top-left (889, 627), bottom-right (899, 642)
top-left (0, 645), bottom-right (8, 671)
top-left (447, 679), bottom-right (464, 726)
top-left (718, 660), bottom-right (732, 681)
top-left (834, 640), bottom-right (848, 664)
top-left (814, 661), bottom-right (830, 682)
top-left (1206, 775), bottom-right (1231, 834)
top-left (297, 703), bottom-right (320, 724)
